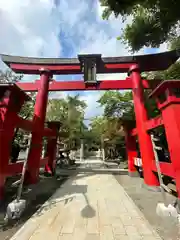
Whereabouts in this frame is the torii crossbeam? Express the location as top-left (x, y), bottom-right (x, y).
top-left (1, 50), bottom-right (179, 92)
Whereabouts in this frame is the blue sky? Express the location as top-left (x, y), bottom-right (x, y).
top-left (0, 0), bottom-right (167, 119)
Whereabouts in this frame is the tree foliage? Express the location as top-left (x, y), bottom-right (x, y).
top-left (0, 69), bottom-right (23, 83)
top-left (46, 95), bottom-right (87, 150)
top-left (89, 115), bottom-right (126, 159)
top-left (88, 91), bottom-right (135, 158)
top-left (14, 93), bottom-right (36, 145)
top-left (98, 90), bottom-right (134, 120)
top-left (100, 0), bottom-right (180, 51)
top-left (90, 88), bottom-right (164, 159)
top-left (142, 39), bottom-right (180, 81)
top-left (89, 116), bottom-right (108, 145)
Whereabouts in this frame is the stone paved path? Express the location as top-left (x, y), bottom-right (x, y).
top-left (10, 172), bottom-right (162, 240)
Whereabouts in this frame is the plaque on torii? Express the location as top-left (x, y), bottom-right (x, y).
top-left (78, 54), bottom-right (102, 85)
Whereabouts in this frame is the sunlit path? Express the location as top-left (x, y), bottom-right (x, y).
top-left (11, 162), bottom-right (161, 240)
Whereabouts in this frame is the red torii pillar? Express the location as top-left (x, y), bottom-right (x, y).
top-left (122, 121), bottom-right (138, 176)
top-left (129, 64), bottom-right (159, 188)
top-left (44, 121), bottom-right (61, 175)
top-left (25, 69), bottom-right (51, 184)
top-left (125, 130), bottom-right (138, 176)
top-left (0, 85), bottom-right (29, 199)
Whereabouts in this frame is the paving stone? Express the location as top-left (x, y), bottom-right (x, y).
top-left (74, 215), bottom-right (87, 227)
top-left (61, 219), bottom-right (75, 234)
top-left (125, 225), bottom-right (141, 238)
top-left (30, 231), bottom-right (61, 240)
top-left (58, 234), bottom-right (74, 240)
top-left (87, 218), bottom-right (99, 234)
top-left (29, 207), bottom-right (61, 239)
top-left (120, 215), bottom-right (134, 226)
top-left (98, 213), bottom-right (110, 226)
top-left (128, 236), bottom-right (143, 240)
top-left (9, 161), bottom-right (162, 240)
top-left (114, 235), bottom-right (129, 240)
top-left (100, 234), bottom-right (114, 240)
top-left (73, 227), bottom-right (87, 240)
top-left (50, 212), bottom-right (64, 233)
top-left (111, 219), bottom-right (126, 235)
top-left (142, 237), bottom-right (161, 240)
top-left (100, 225), bottom-right (114, 240)
top-left (138, 223), bottom-right (155, 236)
top-left (112, 226), bottom-right (126, 235)
top-left (84, 233), bottom-right (100, 240)
top-left (10, 220), bottom-right (39, 240)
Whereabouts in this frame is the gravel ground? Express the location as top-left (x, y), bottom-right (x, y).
top-left (115, 174), bottom-right (180, 240)
top-left (0, 174), bottom-right (68, 240)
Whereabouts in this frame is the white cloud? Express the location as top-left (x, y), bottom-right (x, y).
top-left (0, 0), bottom-right (61, 69)
top-left (0, 0), bottom-right (169, 119)
top-left (79, 91), bottom-right (104, 119)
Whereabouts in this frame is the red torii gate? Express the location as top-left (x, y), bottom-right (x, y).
top-left (0, 49), bottom-right (180, 200)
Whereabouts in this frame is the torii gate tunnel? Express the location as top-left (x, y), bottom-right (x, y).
top-left (0, 50), bottom-right (180, 201)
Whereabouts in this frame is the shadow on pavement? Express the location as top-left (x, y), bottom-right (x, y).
top-left (81, 193), bottom-right (96, 218)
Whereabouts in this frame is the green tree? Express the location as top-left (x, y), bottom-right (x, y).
top-left (0, 69), bottom-right (23, 83)
top-left (95, 89), bottom-right (162, 158)
top-left (98, 90), bottom-right (134, 120)
top-left (89, 115), bottom-right (125, 159)
top-left (100, 0), bottom-right (180, 51)
top-left (89, 116), bottom-right (108, 146)
top-left (14, 93), bottom-right (36, 145)
top-left (144, 61), bottom-right (180, 81)
top-left (142, 39), bottom-right (180, 81)
top-left (46, 95), bottom-right (87, 151)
